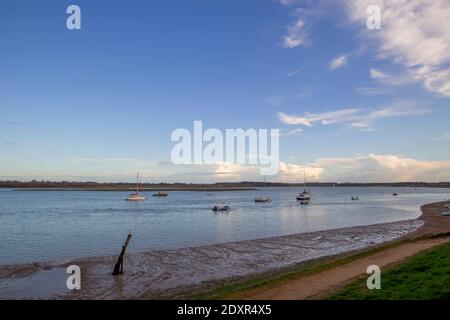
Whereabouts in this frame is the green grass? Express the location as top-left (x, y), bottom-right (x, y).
top-left (328, 242), bottom-right (450, 300)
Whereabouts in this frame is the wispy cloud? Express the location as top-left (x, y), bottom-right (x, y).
top-left (354, 87), bottom-right (391, 96)
top-left (278, 102), bottom-right (431, 129)
top-left (68, 158), bottom-right (140, 163)
top-left (282, 18), bottom-right (307, 48)
top-left (263, 89), bottom-right (312, 107)
top-left (346, 0), bottom-right (450, 97)
top-left (279, 128), bottom-right (303, 137)
top-left (431, 133), bottom-right (450, 141)
top-left (329, 54), bottom-right (348, 70)
top-left (67, 158), bottom-right (146, 167)
top-left (370, 68), bottom-right (386, 79)
top-left (278, 108), bottom-right (361, 126)
top-left (287, 66), bottom-right (304, 77)
top-left (278, 0), bottom-right (298, 6)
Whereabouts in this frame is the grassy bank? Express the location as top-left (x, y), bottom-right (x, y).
top-left (194, 238), bottom-right (413, 300)
top-left (328, 241), bottom-right (450, 300)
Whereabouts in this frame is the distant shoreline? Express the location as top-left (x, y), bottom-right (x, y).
top-left (9, 187), bottom-right (257, 192)
top-left (1, 180), bottom-right (450, 191)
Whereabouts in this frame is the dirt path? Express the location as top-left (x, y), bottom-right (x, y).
top-left (239, 236), bottom-right (450, 300)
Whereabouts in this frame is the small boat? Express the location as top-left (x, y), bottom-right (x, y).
top-left (125, 192), bottom-right (146, 201)
top-left (392, 193), bottom-right (398, 196)
top-left (255, 176), bottom-right (271, 203)
top-left (153, 192), bottom-right (168, 197)
top-left (296, 172), bottom-right (311, 204)
top-left (125, 173), bottom-right (146, 201)
top-left (297, 190), bottom-right (311, 204)
top-left (212, 204), bottom-right (230, 212)
top-left (255, 196), bottom-right (271, 203)
top-left (351, 196), bottom-right (359, 201)
top-left (442, 211), bottom-right (450, 216)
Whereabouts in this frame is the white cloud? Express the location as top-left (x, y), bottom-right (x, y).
top-left (315, 154), bottom-right (450, 182)
top-left (330, 55), bottom-right (348, 70)
top-left (157, 154), bottom-right (450, 183)
top-left (345, 0), bottom-right (450, 97)
top-left (278, 102), bottom-right (430, 129)
top-left (283, 18), bottom-right (307, 48)
top-left (278, 108), bottom-right (361, 126)
top-left (278, 0), bottom-right (298, 5)
top-left (370, 68), bottom-right (386, 79)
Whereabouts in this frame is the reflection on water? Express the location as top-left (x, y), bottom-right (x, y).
top-left (0, 187), bottom-right (449, 265)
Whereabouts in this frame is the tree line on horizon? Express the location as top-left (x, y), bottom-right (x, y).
top-left (0, 180), bottom-right (450, 189)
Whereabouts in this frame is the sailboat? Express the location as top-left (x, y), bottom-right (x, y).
top-left (255, 176), bottom-right (271, 203)
top-left (125, 172), bottom-right (146, 201)
top-left (296, 171), bottom-right (311, 204)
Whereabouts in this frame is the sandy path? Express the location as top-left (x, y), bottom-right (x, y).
top-left (240, 236), bottom-right (450, 300)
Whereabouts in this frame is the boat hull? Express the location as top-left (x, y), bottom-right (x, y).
top-left (125, 195), bottom-right (146, 201)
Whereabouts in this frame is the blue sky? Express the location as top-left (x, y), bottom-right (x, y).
top-left (1, 0), bottom-right (450, 182)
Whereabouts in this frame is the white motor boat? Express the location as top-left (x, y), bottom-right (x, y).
top-left (255, 196), bottom-right (271, 203)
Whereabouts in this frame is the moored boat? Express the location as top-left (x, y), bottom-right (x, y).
top-left (153, 192), bottom-right (168, 197)
top-left (296, 172), bottom-right (311, 204)
top-left (125, 173), bottom-right (146, 201)
top-left (255, 196), bottom-right (271, 203)
top-left (212, 204), bottom-right (231, 212)
top-left (255, 176), bottom-right (271, 203)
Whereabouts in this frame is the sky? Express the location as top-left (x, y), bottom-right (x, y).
top-left (0, 0), bottom-right (450, 183)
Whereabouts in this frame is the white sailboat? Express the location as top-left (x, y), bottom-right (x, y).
top-left (296, 172), bottom-right (311, 204)
top-left (125, 172), bottom-right (146, 201)
top-left (255, 176), bottom-right (271, 203)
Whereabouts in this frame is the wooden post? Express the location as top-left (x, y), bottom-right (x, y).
top-left (112, 231), bottom-right (133, 276)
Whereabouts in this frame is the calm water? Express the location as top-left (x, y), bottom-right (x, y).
top-left (0, 187), bottom-right (449, 265)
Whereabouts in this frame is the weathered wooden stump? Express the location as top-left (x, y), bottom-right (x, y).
top-left (112, 231), bottom-right (133, 276)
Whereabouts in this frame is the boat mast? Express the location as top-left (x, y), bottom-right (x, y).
top-left (304, 171), bottom-right (309, 191)
top-left (136, 172), bottom-right (139, 193)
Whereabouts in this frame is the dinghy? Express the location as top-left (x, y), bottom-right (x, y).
top-left (212, 204), bottom-right (230, 212)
